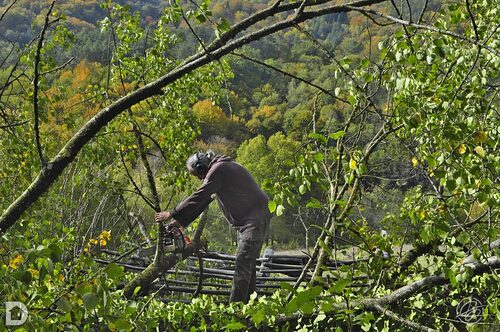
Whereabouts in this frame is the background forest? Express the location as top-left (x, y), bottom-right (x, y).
top-left (0, 0), bottom-right (498, 331)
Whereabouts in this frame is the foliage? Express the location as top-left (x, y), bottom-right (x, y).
top-left (0, 0), bottom-right (498, 331)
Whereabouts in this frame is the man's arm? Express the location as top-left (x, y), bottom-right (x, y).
top-left (156, 164), bottom-right (223, 227)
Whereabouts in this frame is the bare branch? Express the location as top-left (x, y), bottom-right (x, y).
top-left (372, 303), bottom-right (437, 331)
top-left (33, 0), bottom-right (57, 167)
top-left (417, 0), bottom-right (428, 23)
top-left (119, 147), bottom-right (156, 211)
top-left (0, 120), bottom-right (28, 130)
top-left (0, 0), bottom-right (18, 22)
top-left (464, 0), bottom-right (480, 40)
top-left (232, 51), bottom-right (347, 103)
top-left (40, 57), bottom-right (74, 76)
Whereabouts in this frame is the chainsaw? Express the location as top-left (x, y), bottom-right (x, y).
top-left (138, 223), bottom-right (191, 257)
top-left (161, 224), bottom-right (190, 253)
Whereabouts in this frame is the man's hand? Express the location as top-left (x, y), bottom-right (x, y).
top-left (155, 211), bottom-right (171, 223)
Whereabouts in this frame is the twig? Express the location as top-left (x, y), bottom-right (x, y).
top-left (0, 0), bottom-right (18, 22)
top-left (40, 57), bottom-right (74, 75)
top-left (232, 51), bottom-right (347, 104)
top-left (0, 121), bottom-right (28, 130)
top-left (33, 0), bottom-right (57, 167)
top-left (464, 0), bottom-right (479, 40)
top-left (416, 0), bottom-right (428, 23)
top-left (371, 303), bottom-right (437, 332)
top-left (193, 251), bottom-right (204, 297)
top-left (134, 284), bottom-right (167, 321)
top-left (119, 147), bottom-right (156, 210)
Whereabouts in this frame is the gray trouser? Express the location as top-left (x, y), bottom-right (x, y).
top-left (230, 220), bottom-right (269, 303)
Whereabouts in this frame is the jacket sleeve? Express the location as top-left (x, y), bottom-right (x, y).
top-left (170, 166), bottom-right (222, 227)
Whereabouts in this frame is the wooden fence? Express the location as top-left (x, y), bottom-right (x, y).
top-left (96, 248), bottom-right (370, 301)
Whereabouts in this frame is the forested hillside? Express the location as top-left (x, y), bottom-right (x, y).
top-left (0, 0), bottom-right (498, 330)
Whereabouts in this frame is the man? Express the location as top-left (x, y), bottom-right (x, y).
top-left (155, 151), bottom-right (271, 303)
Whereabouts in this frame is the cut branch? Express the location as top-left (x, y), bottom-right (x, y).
top-left (123, 205), bottom-right (212, 298)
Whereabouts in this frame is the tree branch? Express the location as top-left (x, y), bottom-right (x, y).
top-left (0, 0), bottom-right (18, 22)
top-left (33, 0), bottom-right (56, 167)
top-left (231, 51), bottom-right (347, 103)
top-left (123, 205), bottom-right (212, 298)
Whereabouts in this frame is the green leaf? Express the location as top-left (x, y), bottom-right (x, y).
top-left (279, 282), bottom-right (296, 293)
top-left (276, 204), bottom-right (285, 216)
top-left (456, 233), bottom-right (470, 245)
top-left (12, 270), bottom-right (32, 284)
top-left (299, 184), bottom-right (306, 195)
top-left (57, 297), bottom-right (72, 313)
top-left (217, 18), bottom-right (231, 33)
top-left (76, 283), bottom-right (93, 296)
top-left (286, 298), bottom-right (298, 314)
top-left (224, 322), bottom-right (246, 330)
top-left (195, 14), bottom-right (206, 23)
top-left (306, 198), bottom-right (322, 209)
top-left (106, 263), bottom-right (124, 279)
top-left (348, 95), bottom-right (357, 105)
top-left (300, 301), bottom-right (315, 314)
top-left (83, 293), bottom-right (98, 310)
top-left (329, 130), bottom-right (345, 140)
top-left (308, 132), bottom-right (327, 144)
top-left (268, 201), bottom-right (277, 213)
top-left (109, 319), bottom-right (133, 331)
top-left (133, 286), bottom-right (142, 296)
top-left (329, 277), bottom-right (351, 294)
top-left (297, 286), bottom-right (322, 305)
top-left (252, 309), bottom-right (266, 325)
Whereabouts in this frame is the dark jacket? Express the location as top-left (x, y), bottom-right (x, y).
top-left (170, 156), bottom-right (271, 231)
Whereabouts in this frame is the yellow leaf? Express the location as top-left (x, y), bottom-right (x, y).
top-left (9, 254), bottom-right (24, 269)
top-left (456, 144), bottom-right (466, 155)
top-left (474, 146), bottom-right (485, 158)
top-left (420, 211), bottom-right (426, 220)
top-left (412, 157), bottom-right (419, 167)
top-left (349, 159), bottom-right (357, 170)
top-left (100, 230), bottom-right (111, 241)
top-left (100, 239), bottom-right (107, 247)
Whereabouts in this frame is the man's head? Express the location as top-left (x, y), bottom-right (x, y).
top-left (186, 150), bottom-right (214, 179)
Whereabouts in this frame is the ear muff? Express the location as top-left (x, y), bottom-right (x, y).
top-left (193, 152), bottom-right (207, 175)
